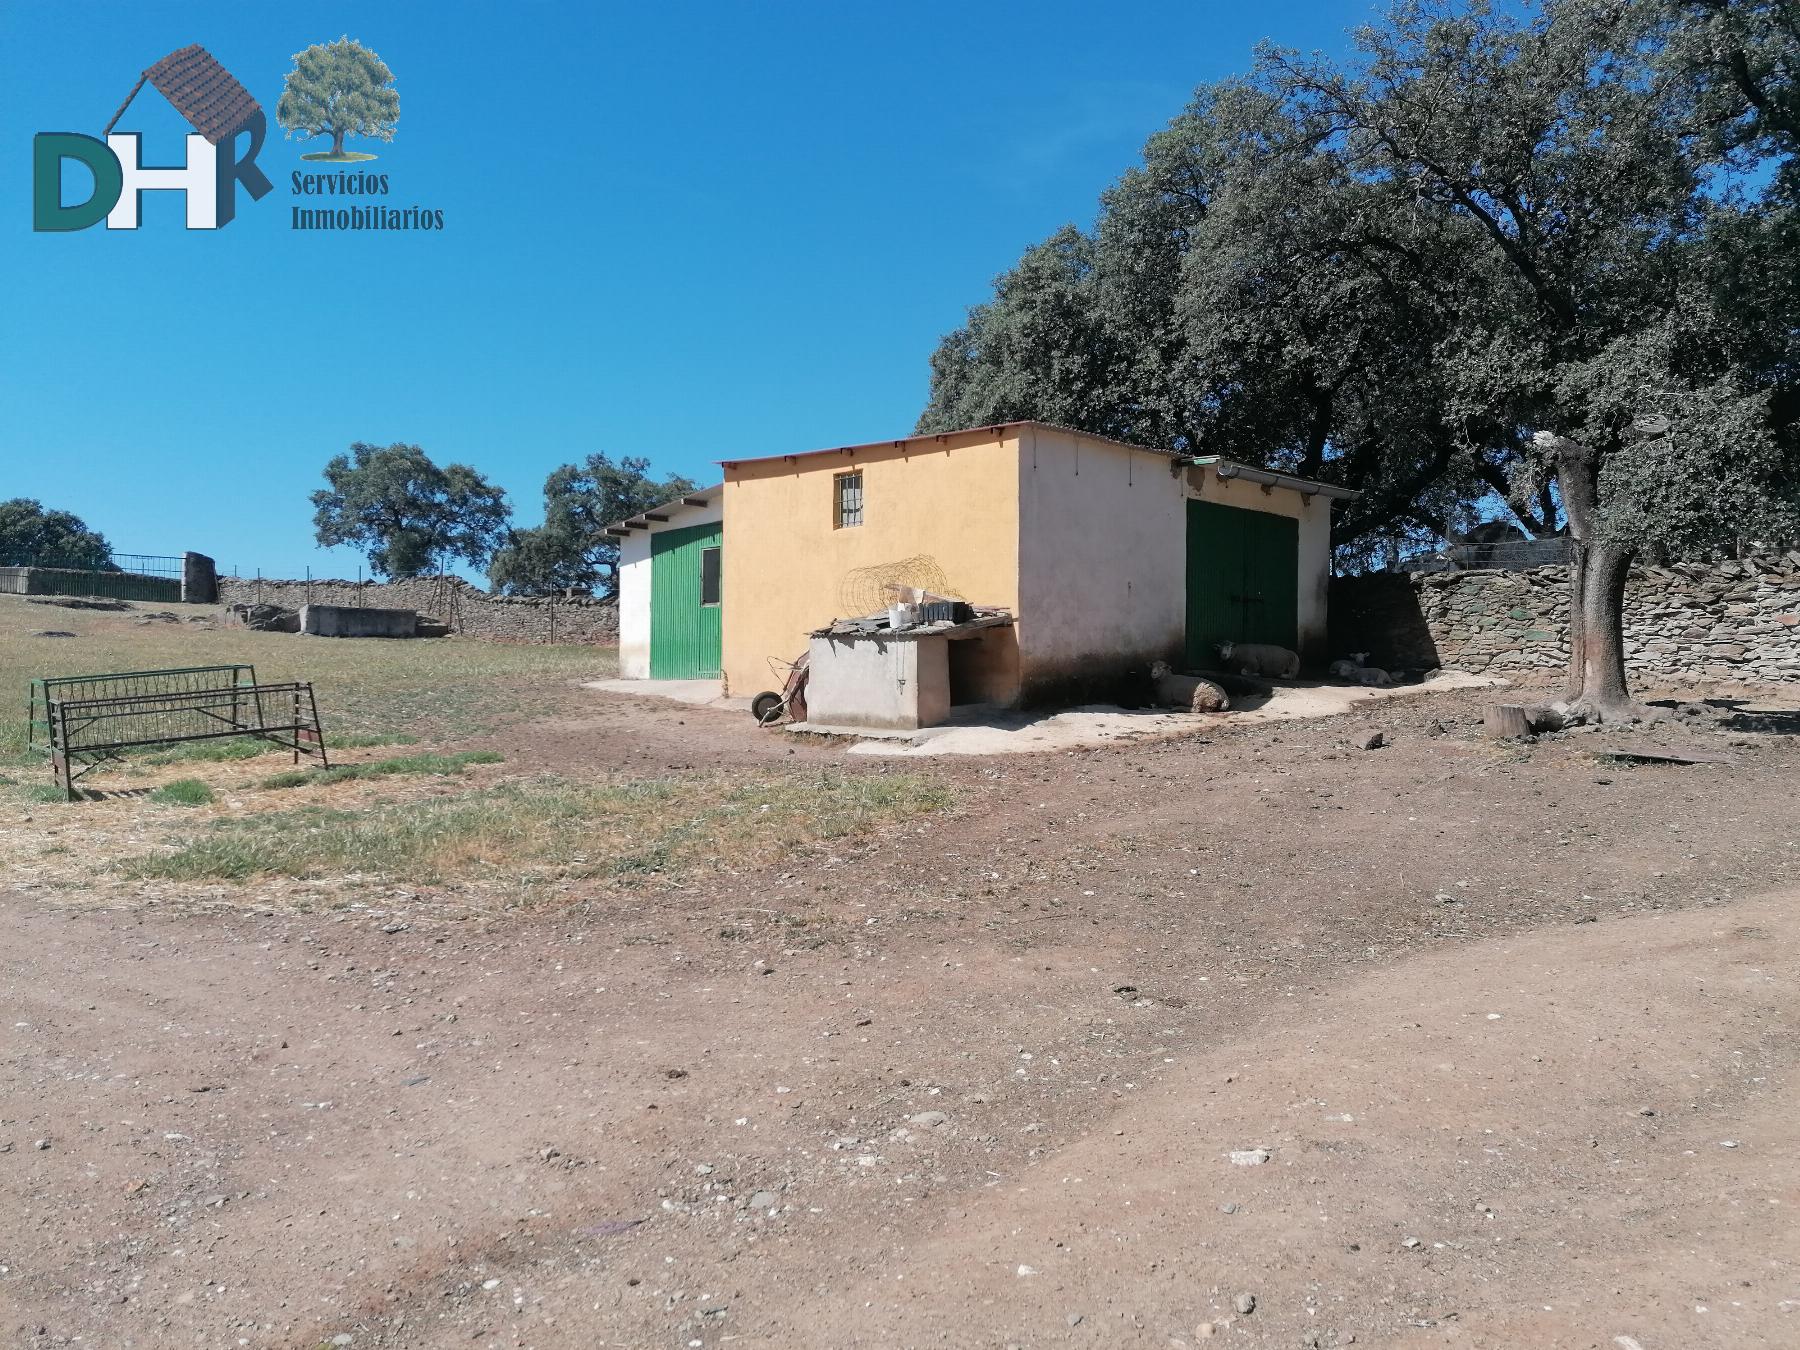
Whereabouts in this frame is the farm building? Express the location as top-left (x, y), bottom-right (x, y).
top-left (712, 422), bottom-right (1352, 706)
top-left (613, 485), bottom-right (723, 680)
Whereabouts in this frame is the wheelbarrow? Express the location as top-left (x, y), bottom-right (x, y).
top-left (751, 651), bottom-right (809, 726)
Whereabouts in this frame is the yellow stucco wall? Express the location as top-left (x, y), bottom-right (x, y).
top-left (720, 429), bottom-right (1023, 697)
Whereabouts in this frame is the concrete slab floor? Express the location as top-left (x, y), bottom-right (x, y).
top-left (584, 678), bottom-right (750, 712)
top-left (832, 670), bottom-right (1508, 757)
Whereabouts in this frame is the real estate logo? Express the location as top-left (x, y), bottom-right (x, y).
top-left (32, 44), bottom-right (273, 231)
top-left (32, 38), bottom-right (439, 235)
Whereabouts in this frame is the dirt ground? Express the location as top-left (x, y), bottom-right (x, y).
top-left (4, 675), bottom-right (1800, 1350)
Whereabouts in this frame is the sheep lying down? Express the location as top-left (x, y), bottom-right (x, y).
top-left (1327, 652), bottom-right (1394, 685)
top-left (1149, 661), bottom-right (1230, 712)
top-left (1215, 640), bottom-right (1300, 679)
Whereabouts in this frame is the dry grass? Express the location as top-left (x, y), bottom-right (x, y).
top-left (1, 593), bottom-right (617, 765)
top-left (1, 594), bottom-right (953, 911)
top-left (259, 749), bottom-right (502, 789)
top-left (119, 771), bottom-right (952, 893)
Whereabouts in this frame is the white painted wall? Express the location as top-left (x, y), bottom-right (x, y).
top-left (1014, 427), bottom-right (1342, 690)
top-left (1015, 426), bottom-right (1188, 694)
top-left (617, 532), bottom-right (654, 678)
top-left (614, 491), bottom-right (723, 679)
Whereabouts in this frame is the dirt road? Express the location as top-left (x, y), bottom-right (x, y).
top-left (4, 688), bottom-right (1798, 1348)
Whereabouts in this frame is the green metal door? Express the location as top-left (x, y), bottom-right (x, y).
top-left (650, 521), bottom-right (723, 679)
top-left (1184, 500), bottom-right (1299, 667)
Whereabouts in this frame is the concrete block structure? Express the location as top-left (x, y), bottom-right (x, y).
top-left (805, 629), bottom-right (953, 731)
top-left (300, 603), bottom-right (417, 638)
top-left (715, 422), bottom-right (1352, 705)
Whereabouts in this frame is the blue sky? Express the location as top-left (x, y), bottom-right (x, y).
top-left (2, 1), bottom-right (1369, 579)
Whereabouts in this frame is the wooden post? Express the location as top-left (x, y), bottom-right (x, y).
top-left (1484, 703), bottom-right (1535, 739)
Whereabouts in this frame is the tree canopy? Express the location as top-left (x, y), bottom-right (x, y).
top-left (489, 454), bottom-right (696, 597)
top-left (277, 37), bottom-right (400, 158)
top-left (311, 443), bottom-right (509, 579)
top-left (918, 0), bottom-right (1800, 713)
top-left (0, 498), bottom-right (112, 569)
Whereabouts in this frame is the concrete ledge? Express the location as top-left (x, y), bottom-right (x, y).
top-left (300, 603), bottom-right (417, 638)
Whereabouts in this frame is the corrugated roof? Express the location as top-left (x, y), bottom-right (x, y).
top-left (718, 421), bottom-right (1356, 498)
top-left (131, 45), bottom-right (262, 145)
top-left (715, 420), bottom-right (1180, 471)
top-left (604, 483), bottom-right (723, 536)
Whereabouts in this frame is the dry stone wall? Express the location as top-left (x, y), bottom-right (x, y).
top-left (217, 575), bottom-right (617, 645)
top-left (1330, 553), bottom-right (1800, 685)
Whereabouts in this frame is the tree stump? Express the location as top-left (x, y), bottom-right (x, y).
top-left (1484, 703), bottom-right (1535, 739)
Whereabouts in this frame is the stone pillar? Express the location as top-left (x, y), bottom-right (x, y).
top-left (181, 552), bottom-right (218, 605)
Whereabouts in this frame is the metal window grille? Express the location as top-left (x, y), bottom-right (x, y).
top-left (700, 546), bottom-right (722, 606)
top-left (835, 471), bottom-right (863, 528)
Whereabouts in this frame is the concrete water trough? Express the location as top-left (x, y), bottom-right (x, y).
top-left (299, 604), bottom-right (418, 639)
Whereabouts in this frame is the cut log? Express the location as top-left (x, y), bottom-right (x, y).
top-left (1484, 703), bottom-right (1536, 740)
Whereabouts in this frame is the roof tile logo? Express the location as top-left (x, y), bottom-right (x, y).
top-left (33, 44), bottom-right (273, 231)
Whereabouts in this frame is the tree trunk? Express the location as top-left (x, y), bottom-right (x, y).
top-left (1565, 539), bottom-right (1588, 701)
top-left (331, 127), bottom-right (346, 157)
top-left (1551, 436), bottom-right (1638, 721)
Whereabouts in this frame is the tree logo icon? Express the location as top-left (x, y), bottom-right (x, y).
top-left (277, 37), bottom-right (399, 163)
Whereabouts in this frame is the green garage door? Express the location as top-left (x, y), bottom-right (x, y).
top-left (1184, 500), bottom-right (1299, 668)
top-left (650, 521), bottom-right (723, 679)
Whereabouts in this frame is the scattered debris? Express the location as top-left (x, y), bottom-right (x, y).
top-left (1594, 743), bottom-right (1736, 766)
top-left (226, 602), bottom-right (300, 633)
top-left (26, 596), bottom-right (132, 611)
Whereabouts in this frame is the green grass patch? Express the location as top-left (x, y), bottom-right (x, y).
top-left (261, 749), bottom-right (502, 790)
top-left (22, 785), bottom-right (67, 804)
top-left (121, 771), bottom-right (952, 889)
top-left (332, 731), bottom-right (421, 749)
top-left (151, 778), bottom-right (215, 806)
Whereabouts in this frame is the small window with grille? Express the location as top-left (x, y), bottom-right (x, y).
top-left (700, 547), bottom-right (721, 606)
top-left (834, 470), bottom-right (863, 528)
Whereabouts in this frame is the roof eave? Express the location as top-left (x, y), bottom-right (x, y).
top-left (1185, 456), bottom-right (1359, 501)
top-left (604, 482), bottom-right (723, 535)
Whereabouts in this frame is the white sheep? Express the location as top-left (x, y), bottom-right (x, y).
top-left (1215, 640), bottom-right (1300, 679)
top-left (1149, 660), bottom-right (1230, 712)
top-left (1354, 665), bottom-right (1394, 687)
